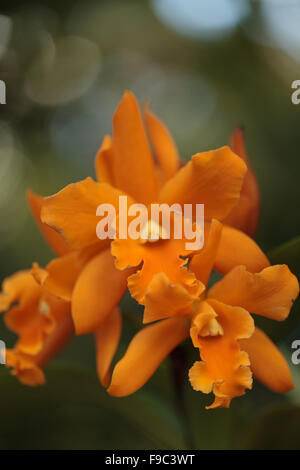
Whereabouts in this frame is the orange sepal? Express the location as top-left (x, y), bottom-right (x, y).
top-left (27, 189), bottom-right (71, 257)
top-left (71, 249), bottom-right (130, 334)
top-left (95, 135), bottom-right (115, 184)
top-left (223, 128), bottom-right (260, 236)
top-left (41, 177), bottom-right (130, 251)
top-left (107, 316), bottom-right (189, 397)
top-left (240, 327), bottom-right (294, 393)
top-left (215, 224), bottom-right (270, 275)
top-left (94, 307), bottom-right (122, 387)
top-left (32, 252), bottom-right (82, 301)
top-left (112, 91), bottom-right (159, 203)
top-left (144, 103), bottom-right (180, 182)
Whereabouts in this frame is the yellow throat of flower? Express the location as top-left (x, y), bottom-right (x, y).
top-left (139, 220), bottom-right (168, 243)
top-left (200, 318), bottom-right (224, 337)
top-left (39, 299), bottom-right (50, 315)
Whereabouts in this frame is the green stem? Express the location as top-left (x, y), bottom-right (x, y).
top-left (170, 346), bottom-right (195, 450)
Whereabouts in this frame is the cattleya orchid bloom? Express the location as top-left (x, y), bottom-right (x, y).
top-left (0, 192), bottom-right (123, 387)
top-left (39, 92), bottom-right (265, 337)
top-left (0, 269), bottom-right (73, 385)
top-left (0, 193), bottom-right (74, 384)
top-left (0, 91), bottom-right (297, 410)
top-left (107, 220), bottom-right (299, 408)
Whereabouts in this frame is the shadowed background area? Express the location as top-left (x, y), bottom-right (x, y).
top-left (0, 0), bottom-right (299, 450)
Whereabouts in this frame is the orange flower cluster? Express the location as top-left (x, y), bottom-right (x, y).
top-left (0, 92), bottom-right (298, 408)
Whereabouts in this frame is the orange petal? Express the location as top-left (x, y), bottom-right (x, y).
top-left (27, 190), bottom-right (71, 257)
top-left (6, 348), bottom-right (46, 386)
top-left (12, 315), bottom-right (54, 356)
top-left (223, 128), bottom-right (260, 236)
top-left (6, 312), bottom-right (74, 386)
top-left (0, 271), bottom-right (53, 355)
top-left (240, 327), bottom-right (294, 393)
top-left (41, 177), bottom-right (130, 250)
top-left (72, 249), bottom-right (129, 334)
top-left (112, 91), bottom-right (158, 203)
top-left (32, 252), bottom-right (82, 301)
top-left (35, 312), bottom-right (74, 367)
top-left (0, 267), bottom-right (71, 356)
top-left (215, 224), bottom-right (270, 275)
top-left (0, 270), bottom-right (41, 312)
top-left (208, 265), bottom-right (299, 321)
top-left (144, 103), bottom-right (180, 181)
top-left (95, 135), bottom-right (115, 184)
top-left (190, 300), bottom-right (217, 348)
top-left (143, 272), bottom-right (204, 323)
top-left (94, 307), bottom-right (122, 387)
top-left (159, 146), bottom-right (247, 220)
top-left (189, 299), bottom-right (254, 409)
top-left (107, 316), bottom-right (189, 397)
top-left (113, 237), bottom-right (203, 322)
top-left (189, 220), bottom-right (223, 285)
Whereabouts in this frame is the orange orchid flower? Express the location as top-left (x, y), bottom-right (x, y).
top-left (1, 90), bottom-right (294, 411)
top-left (107, 220), bottom-right (299, 408)
top-left (28, 194), bottom-right (129, 385)
top-left (0, 191), bottom-right (124, 387)
top-left (39, 91), bottom-right (267, 341)
top-left (0, 269), bottom-right (73, 385)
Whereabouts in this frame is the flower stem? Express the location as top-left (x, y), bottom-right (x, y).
top-left (170, 345), bottom-right (195, 450)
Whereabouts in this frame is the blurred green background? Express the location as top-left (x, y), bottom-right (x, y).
top-left (0, 0), bottom-right (300, 450)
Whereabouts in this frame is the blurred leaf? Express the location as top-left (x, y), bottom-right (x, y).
top-left (243, 404), bottom-right (300, 450)
top-left (184, 382), bottom-right (234, 450)
top-left (269, 236), bottom-right (300, 279)
top-left (0, 363), bottom-right (187, 450)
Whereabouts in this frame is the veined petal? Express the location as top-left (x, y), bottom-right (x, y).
top-left (107, 316), bottom-right (189, 397)
top-left (223, 128), bottom-right (260, 236)
top-left (189, 220), bottom-right (223, 285)
top-left (95, 135), bottom-right (115, 184)
top-left (41, 177), bottom-right (130, 250)
top-left (215, 224), bottom-right (270, 274)
top-left (208, 265), bottom-right (299, 321)
top-left (94, 307), bottom-right (122, 387)
top-left (159, 146), bottom-right (247, 220)
top-left (112, 91), bottom-right (159, 203)
top-left (144, 103), bottom-right (180, 181)
top-left (240, 327), bottom-right (294, 393)
top-left (27, 190), bottom-right (71, 257)
top-left (72, 249), bottom-right (129, 334)
top-left (189, 299), bottom-right (254, 409)
top-left (31, 252), bottom-right (82, 301)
